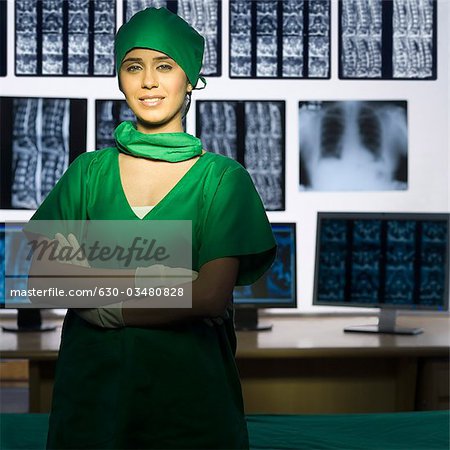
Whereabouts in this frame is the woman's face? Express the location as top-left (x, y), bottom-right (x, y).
top-left (119, 48), bottom-right (192, 134)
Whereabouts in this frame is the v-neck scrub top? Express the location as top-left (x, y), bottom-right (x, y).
top-left (24, 147), bottom-right (277, 450)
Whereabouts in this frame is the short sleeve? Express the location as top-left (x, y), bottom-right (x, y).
top-left (199, 167), bottom-right (277, 286)
top-left (22, 153), bottom-right (90, 241)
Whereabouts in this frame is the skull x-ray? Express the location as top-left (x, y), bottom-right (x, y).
top-left (15, 0), bottom-right (116, 76)
top-left (339, 0), bottom-right (436, 79)
top-left (299, 101), bottom-right (408, 191)
top-left (0, 1), bottom-right (6, 76)
top-left (124, 0), bottom-right (221, 76)
top-left (0, 97), bottom-right (87, 209)
top-left (196, 101), bottom-right (285, 210)
top-left (230, 0), bottom-right (330, 78)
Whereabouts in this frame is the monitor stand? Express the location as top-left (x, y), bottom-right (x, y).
top-left (1, 309), bottom-right (57, 333)
top-left (234, 308), bottom-right (273, 332)
top-left (344, 309), bottom-right (423, 335)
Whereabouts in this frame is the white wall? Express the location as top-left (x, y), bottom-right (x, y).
top-left (1, 0), bottom-right (449, 314)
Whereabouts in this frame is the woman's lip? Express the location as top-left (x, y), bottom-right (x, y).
top-left (139, 98), bottom-right (164, 107)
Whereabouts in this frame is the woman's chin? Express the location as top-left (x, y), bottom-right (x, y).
top-left (135, 116), bottom-right (182, 134)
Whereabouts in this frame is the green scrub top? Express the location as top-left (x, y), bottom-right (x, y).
top-left (24, 147), bottom-right (277, 449)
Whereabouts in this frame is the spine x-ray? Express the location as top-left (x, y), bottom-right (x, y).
top-left (0, 97), bottom-right (87, 209)
top-left (124, 0), bottom-right (221, 76)
top-left (196, 100), bottom-right (285, 211)
top-left (15, 0), bottom-right (116, 76)
top-left (96, 100), bottom-right (136, 149)
top-left (339, 0), bottom-right (436, 79)
top-left (317, 218), bottom-right (448, 306)
top-left (299, 101), bottom-right (408, 191)
top-left (0, 1), bottom-right (6, 76)
top-left (230, 0), bottom-right (330, 78)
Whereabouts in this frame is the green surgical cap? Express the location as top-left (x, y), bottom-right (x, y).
top-left (115, 7), bottom-right (206, 89)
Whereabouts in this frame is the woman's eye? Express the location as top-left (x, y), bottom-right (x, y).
top-left (126, 64), bottom-right (141, 72)
top-left (158, 64), bottom-right (172, 71)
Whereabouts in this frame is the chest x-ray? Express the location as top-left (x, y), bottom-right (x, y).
top-left (299, 101), bottom-right (408, 191)
top-left (15, 0), bottom-right (116, 76)
top-left (125, 0), bottom-right (221, 76)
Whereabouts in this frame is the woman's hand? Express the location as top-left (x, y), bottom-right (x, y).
top-left (135, 264), bottom-right (199, 289)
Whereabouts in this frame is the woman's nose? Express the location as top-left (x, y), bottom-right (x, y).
top-left (141, 68), bottom-right (159, 88)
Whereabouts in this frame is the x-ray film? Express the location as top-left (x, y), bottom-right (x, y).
top-left (15, 0), bottom-right (116, 76)
top-left (230, 0), bottom-right (330, 78)
top-left (0, 97), bottom-right (87, 209)
top-left (96, 100), bottom-right (136, 149)
top-left (196, 101), bottom-right (285, 211)
top-left (124, 0), bottom-right (221, 76)
top-left (299, 101), bottom-right (408, 191)
top-left (339, 0), bottom-right (437, 79)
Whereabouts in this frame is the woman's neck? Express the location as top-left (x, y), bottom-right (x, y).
top-left (136, 117), bottom-right (184, 134)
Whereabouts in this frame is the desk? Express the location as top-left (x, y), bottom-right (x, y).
top-left (1, 314), bottom-right (449, 413)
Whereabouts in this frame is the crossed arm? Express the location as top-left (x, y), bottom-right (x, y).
top-left (122, 257), bottom-right (239, 327)
top-left (26, 234), bottom-right (239, 327)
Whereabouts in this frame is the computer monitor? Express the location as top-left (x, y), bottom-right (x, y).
top-left (313, 212), bottom-right (449, 334)
top-left (0, 222), bottom-right (56, 332)
top-left (233, 223), bottom-right (297, 331)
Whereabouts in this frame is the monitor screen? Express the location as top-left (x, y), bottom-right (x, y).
top-left (0, 222), bottom-right (33, 308)
top-left (233, 222), bottom-right (297, 309)
top-left (313, 213), bottom-right (449, 311)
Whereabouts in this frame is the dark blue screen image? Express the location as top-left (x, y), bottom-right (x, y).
top-left (315, 214), bottom-right (449, 309)
top-left (234, 223), bottom-right (296, 306)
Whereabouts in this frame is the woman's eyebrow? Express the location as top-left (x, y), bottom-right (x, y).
top-left (121, 56), bottom-right (173, 65)
top-left (153, 56), bottom-right (173, 61)
top-left (121, 57), bottom-right (142, 66)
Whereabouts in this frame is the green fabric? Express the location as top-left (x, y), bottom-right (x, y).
top-left (24, 148), bottom-right (277, 285)
top-left (115, 7), bottom-right (206, 89)
top-left (22, 147), bottom-right (277, 449)
top-left (246, 411), bottom-right (450, 449)
top-left (2, 411), bottom-right (449, 450)
top-left (114, 120), bottom-right (203, 162)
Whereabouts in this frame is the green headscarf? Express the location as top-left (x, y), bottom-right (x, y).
top-left (115, 7), bottom-right (206, 90)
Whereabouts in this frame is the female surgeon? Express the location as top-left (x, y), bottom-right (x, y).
top-left (24, 7), bottom-right (277, 450)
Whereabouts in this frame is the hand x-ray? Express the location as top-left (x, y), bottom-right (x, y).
top-left (339, 0), bottom-right (436, 79)
top-left (230, 0), bottom-right (330, 78)
top-left (197, 100), bottom-right (285, 210)
top-left (299, 101), bottom-right (408, 191)
top-left (0, 97), bottom-right (87, 209)
top-left (124, 0), bottom-right (221, 76)
top-left (15, 0), bottom-right (116, 76)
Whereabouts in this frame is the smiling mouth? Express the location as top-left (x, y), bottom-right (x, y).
top-left (139, 98), bottom-right (164, 107)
